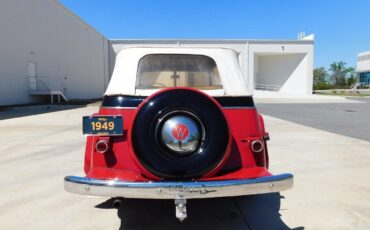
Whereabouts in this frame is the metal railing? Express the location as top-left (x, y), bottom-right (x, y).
top-left (29, 76), bottom-right (66, 94)
top-left (254, 83), bottom-right (281, 91)
top-left (314, 89), bottom-right (370, 94)
top-left (29, 76), bottom-right (68, 103)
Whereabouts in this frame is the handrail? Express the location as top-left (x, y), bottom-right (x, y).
top-left (254, 83), bottom-right (281, 91)
top-left (29, 76), bottom-right (68, 102)
top-left (35, 78), bottom-right (50, 91)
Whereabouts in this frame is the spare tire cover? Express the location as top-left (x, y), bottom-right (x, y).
top-left (131, 88), bottom-right (230, 179)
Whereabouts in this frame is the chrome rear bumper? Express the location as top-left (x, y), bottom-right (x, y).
top-left (64, 173), bottom-right (293, 199)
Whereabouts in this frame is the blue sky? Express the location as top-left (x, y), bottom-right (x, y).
top-left (60, 0), bottom-right (370, 69)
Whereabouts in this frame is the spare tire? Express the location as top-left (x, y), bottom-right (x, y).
top-left (131, 88), bottom-right (230, 179)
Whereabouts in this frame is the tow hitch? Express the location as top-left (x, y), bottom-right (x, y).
top-left (175, 198), bottom-right (187, 221)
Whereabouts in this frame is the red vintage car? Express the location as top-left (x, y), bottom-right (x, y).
top-left (64, 47), bottom-right (293, 221)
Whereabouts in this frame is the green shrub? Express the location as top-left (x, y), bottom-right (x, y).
top-left (313, 82), bottom-right (332, 90)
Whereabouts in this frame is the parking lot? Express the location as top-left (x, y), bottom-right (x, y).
top-left (0, 98), bottom-right (370, 229)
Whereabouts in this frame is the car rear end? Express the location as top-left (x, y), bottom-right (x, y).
top-left (64, 48), bottom-right (293, 221)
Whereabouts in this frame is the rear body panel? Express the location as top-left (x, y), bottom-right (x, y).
top-left (84, 95), bottom-right (270, 182)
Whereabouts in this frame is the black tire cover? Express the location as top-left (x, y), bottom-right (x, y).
top-left (131, 89), bottom-right (230, 179)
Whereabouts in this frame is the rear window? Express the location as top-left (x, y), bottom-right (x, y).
top-left (136, 54), bottom-right (222, 90)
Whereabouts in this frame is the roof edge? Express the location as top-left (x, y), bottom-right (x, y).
top-left (358, 51), bottom-right (370, 57)
top-left (109, 39), bottom-right (314, 45)
top-left (52, 0), bottom-right (107, 40)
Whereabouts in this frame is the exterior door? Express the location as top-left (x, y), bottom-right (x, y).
top-left (27, 62), bottom-right (37, 91)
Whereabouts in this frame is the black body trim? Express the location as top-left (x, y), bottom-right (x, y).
top-left (102, 95), bottom-right (145, 108)
top-left (214, 96), bottom-right (255, 108)
top-left (101, 95), bottom-right (255, 108)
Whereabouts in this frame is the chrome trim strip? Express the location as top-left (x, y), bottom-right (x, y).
top-left (64, 173), bottom-right (293, 199)
top-left (100, 106), bottom-right (138, 109)
top-left (99, 106), bottom-right (256, 110)
top-left (221, 106), bottom-right (256, 109)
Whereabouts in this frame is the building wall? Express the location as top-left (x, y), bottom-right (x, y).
top-left (0, 0), bottom-right (109, 106)
top-left (0, 0), bottom-right (314, 106)
top-left (248, 43), bottom-right (314, 95)
top-left (357, 51), bottom-right (370, 85)
top-left (356, 51), bottom-right (370, 85)
top-left (357, 51), bottom-right (370, 73)
top-left (109, 39), bottom-right (314, 95)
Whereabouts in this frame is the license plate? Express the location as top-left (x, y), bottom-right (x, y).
top-left (83, 116), bottom-right (123, 136)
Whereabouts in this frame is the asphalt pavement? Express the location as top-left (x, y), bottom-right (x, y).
top-left (256, 97), bottom-right (370, 142)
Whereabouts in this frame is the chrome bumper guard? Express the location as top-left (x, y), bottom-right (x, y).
top-left (64, 173), bottom-right (293, 199)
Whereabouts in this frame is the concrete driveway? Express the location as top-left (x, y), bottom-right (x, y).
top-left (0, 102), bottom-right (369, 229)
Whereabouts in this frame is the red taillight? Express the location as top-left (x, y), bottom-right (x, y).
top-left (251, 140), bottom-right (264, 153)
top-left (96, 139), bottom-right (109, 153)
top-left (250, 139), bottom-right (267, 167)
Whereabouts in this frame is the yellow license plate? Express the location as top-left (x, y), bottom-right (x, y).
top-left (83, 116), bottom-right (123, 135)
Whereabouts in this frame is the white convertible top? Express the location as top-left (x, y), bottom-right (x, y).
top-left (105, 47), bottom-right (251, 96)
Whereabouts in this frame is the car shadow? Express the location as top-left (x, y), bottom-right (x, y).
top-left (96, 193), bottom-right (304, 230)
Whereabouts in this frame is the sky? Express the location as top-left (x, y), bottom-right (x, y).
top-left (59, 0), bottom-right (370, 69)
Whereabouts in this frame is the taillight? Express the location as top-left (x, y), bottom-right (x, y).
top-left (251, 140), bottom-right (264, 153)
top-left (250, 139), bottom-right (267, 167)
top-left (96, 139), bottom-right (109, 153)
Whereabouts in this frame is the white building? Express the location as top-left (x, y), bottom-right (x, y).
top-left (0, 0), bottom-right (109, 106)
top-left (357, 51), bottom-right (370, 86)
top-left (109, 39), bottom-right (314, 95)
top-left (0, 0), bottom-right (314, 106)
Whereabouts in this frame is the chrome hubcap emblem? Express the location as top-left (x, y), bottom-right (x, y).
top-left (160, 115), bottom-right (200, 154)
